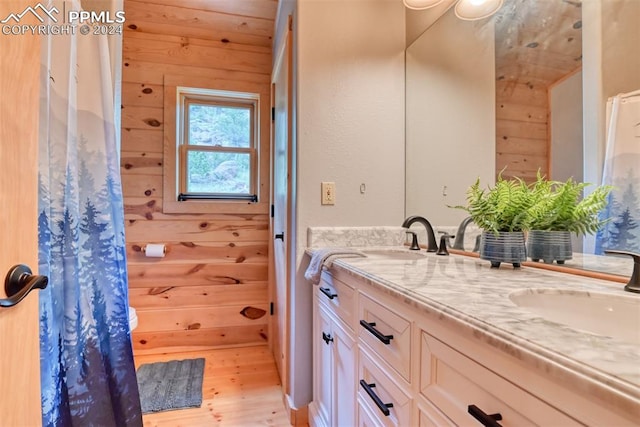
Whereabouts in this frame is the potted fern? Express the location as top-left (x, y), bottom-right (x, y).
top-left (454, 175), bottom-right (534, 268)
top-left (527, 175), bottom-right (612, 264)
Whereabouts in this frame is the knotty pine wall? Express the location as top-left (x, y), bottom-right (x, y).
top-left (495, 80), bottom-right (549, 183)
top-left (120, 1), bottom-right (273, 355)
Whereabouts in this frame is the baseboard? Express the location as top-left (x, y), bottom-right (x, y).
top-left (283, 394), bottom-right (309, 426)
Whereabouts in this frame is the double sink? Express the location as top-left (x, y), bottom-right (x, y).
top-left (359, 248), bottom-right (640, 346)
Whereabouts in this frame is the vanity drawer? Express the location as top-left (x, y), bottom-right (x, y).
top-left (358, 348), bottom-right (412, 427)
top-left (358, 293), bottom-right (411, 381)
top-left (318, 270), bottom-right (356, 329)
top-left (420, 331), bottom-right (579, 427)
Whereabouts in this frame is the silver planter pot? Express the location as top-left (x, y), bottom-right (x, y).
top-left (527, 230), bottom-right (573, 264)
top-left (479, 231), bottom-right (527, 268)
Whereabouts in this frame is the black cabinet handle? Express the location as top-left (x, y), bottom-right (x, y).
top-left (0, 264), bottom-right (48, 308)
top-left (360, 380), bottom-right (393, 416)
top-left (319, 287), bottom-right (337, 300)
top-left (322, 332), bottom-right (333, 345)
top-left (468, 404), bottom-right (503, 427)
top-left (275, 232), bottom-right (284, 240)
top-left (359, 320), bottom-right (393, 345)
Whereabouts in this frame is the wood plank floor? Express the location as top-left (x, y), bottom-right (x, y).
top-left (134, 345), bottom-right (293, 426)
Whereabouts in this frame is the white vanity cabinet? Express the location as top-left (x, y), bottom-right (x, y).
top-left (310, 271), bottom-right (357, 427)
top-left (310, 264), bottom-right (638, 427)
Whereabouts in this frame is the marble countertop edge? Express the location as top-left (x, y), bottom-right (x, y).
top-left (319, 254), bottom-right (640, 414)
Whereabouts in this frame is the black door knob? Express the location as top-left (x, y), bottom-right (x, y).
top-left (0, 264), bottom-right (48, 308)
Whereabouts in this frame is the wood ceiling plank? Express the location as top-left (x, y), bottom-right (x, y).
top-left (495, 0), bottom-right (582, 88)
top-left (125, 1), bottom-right (274, 40)
top-left (126, 0), bottom-right (278, 21)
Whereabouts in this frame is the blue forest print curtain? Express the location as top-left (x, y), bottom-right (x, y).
top-left (595, 91), bottom-right (640, 254)
top-left (38, 1), bottom-right (142, 425)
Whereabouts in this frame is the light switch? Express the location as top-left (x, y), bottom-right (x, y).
top-left (321, 182), bottom-right (336, 205)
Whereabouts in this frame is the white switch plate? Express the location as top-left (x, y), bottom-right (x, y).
top-left (321, 182), bottom-right (336, 205)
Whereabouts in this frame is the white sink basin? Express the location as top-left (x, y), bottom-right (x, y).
top-left (361, 249), bottom-right (427, 261)
top-left (509, 289), bottom-right (640, 345)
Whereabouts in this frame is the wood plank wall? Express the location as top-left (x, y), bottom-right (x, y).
top-left (120, 0), bottom-right (275, 355)
top-left (495, 80), bottom-right (549, 182)
top-left (493, 1), bottom-right (582, 183)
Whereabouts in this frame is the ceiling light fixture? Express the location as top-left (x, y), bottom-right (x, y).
top-left (402, 0), bottom-right (445, 11)
top-left (454, 0), bottom-right (504, 21)
top-left (402, 0), bottom-right (503, 21)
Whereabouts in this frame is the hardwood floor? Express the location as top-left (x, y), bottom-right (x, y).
top-left (134, 345), bottom-right (293, 426)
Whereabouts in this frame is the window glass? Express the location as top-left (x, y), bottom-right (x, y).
top-left (185, 151), bottom-right (251, 194)
top-left (187, 104), bottom-right (251, 148)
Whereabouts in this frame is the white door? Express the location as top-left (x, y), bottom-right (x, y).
top-left (0, 1), bottom-right (43, 424)
top-left (271, 17), bottom-right (293, 393)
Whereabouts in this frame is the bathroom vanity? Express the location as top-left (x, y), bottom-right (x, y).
top-left (307, 245), bottom-right (639, 427)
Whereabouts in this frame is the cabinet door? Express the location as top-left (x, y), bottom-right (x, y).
top-left (314, 300), bottom-right (333, 426)
top-left (332, 319), bottom-right (356, 427)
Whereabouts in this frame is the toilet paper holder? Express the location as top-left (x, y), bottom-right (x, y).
top-left (143, 243), bottom-right (166, 257)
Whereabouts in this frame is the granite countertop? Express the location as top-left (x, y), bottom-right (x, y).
top-left (310, 246), bottom-right (640, 413)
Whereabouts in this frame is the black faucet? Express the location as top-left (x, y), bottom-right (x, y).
top-left (604, 250), bottom-right (640, 293)
top-left (453, 216), bottom-right (475, 250)
top-left (402, 215), bottom-right (438, 252)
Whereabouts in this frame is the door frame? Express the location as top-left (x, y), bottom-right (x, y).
top-left (269, 14), bottom-right (294, 398)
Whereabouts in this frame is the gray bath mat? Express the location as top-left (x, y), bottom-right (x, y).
top-left (137, 358), bottom-right (205, 413)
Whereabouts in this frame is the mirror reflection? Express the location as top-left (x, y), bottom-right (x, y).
top-left (405, 0), bottom-right (640, 277)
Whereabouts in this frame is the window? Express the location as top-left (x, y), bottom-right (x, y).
top-left (177, 87), bottom-right (259, 202)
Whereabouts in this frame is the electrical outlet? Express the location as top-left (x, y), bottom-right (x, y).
top-left (321, 182), bottom-right (336, 205)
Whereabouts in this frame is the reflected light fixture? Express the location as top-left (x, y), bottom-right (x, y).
top-left (403, 0), bottom-right (503, 21)
top-left (402, 0), bottom-right (445, 11)
top-left (454, 0), bottom-right (504, 21)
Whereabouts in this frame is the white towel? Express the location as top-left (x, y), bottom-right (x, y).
top-left (304, 248), bottom-right (366, 285)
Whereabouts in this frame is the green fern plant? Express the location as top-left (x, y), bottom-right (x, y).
top-left (527, 173), bottom-right (612, 235)
top-left (453, 174), bottom-right (534, 234)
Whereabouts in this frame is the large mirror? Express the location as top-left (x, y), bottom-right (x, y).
top-left (405, 0), bottom-right (640, 277)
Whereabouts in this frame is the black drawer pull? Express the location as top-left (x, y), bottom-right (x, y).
top-left (360, 380), bottom-right (393, 416)
top-left (468, 404), bottom-right (503, 427)
top-left (319, 287), bottom-right (337, 300)
top-left (359, 320), bottom-right (393, 345)
top-left (322, 332), bottom-right (333, 345)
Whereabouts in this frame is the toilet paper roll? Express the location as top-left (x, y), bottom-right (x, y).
top-left (144, 243), bottom-right (166, 257)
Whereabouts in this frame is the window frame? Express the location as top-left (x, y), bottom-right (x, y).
top-left (178, 92), bottom-right (258, 200)
top-left (163, 75), bottom-right (269, 214)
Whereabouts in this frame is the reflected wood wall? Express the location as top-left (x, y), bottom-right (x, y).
top-left (495, 80), bottom-right (549, 182)
top-left (120, 0), bottom-right (275, 355)
top-left (494, 0), bottom-right (582, 182)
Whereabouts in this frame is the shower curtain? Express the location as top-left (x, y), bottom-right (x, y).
top-left (595, 90), bottom-right (640, 254)
top-left (37, 1), bottom-right (142, 425)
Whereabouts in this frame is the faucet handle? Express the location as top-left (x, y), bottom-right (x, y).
top-left (604, 250), bottom-right (640, 293)
top-left (406, 231), bottom-right (420, 251)
top-left (437, 232), bottom-right (454, 256)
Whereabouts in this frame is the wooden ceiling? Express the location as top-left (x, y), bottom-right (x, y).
top-left (495, 0), bottom-right (583, 87)
top-left (123, 0), bottom-right (278, 48)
